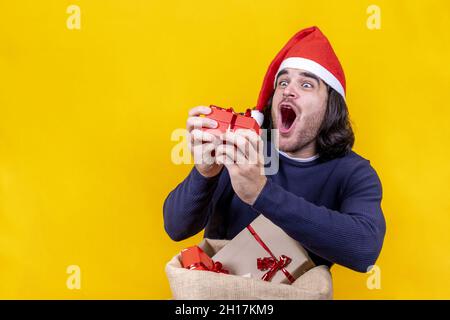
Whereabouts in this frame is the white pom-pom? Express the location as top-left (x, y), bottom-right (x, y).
top-left (251, 110), bottom-right (264, 127)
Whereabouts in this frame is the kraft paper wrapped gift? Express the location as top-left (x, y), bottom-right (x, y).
top-left (211, 214), bottom-right (315, 284)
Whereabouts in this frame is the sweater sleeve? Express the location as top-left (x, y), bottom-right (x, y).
top-left (251, 161), bottom-right (386, 272)
top-left (163, 166), bottom-right (222, 241)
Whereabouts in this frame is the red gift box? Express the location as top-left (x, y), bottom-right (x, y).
top-left (180, 246), bottom-right (229, 274)
top-left (202, 105), bottom-right (261, 136)
top-left (181, 246), bottom-right (214, 271)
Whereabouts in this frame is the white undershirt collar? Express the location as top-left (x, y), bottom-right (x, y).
top-left (276, 148), bottom-right (320, 163)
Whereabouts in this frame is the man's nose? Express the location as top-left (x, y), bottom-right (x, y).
top-left (282, 83), bottom-right (297, 99)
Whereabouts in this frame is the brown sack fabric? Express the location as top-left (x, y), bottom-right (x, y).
top-left (165, 238), bottom-right (333, 300)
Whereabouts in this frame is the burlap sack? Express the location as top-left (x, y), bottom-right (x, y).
top-left (165, 238), bottom-right (333, 300)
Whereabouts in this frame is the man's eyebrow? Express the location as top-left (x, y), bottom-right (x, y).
top-left (275, 69), bottom-right (289, 83)
top-left (299, 72), bottom-right (321, 86)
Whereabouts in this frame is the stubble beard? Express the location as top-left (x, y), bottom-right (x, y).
top-left (272, 111), bottom-right (325, 155)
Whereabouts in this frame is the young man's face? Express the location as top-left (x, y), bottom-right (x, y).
top-left (271, 68), bottom-right (329, 156)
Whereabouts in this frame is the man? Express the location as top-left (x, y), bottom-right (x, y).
top-left (163, 26), bottom-right (386, 272)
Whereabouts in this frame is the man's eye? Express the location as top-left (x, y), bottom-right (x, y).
top-left (302, 82), bottom-right (313, 89)
top-left (278, 80), bottom-right (288, 87)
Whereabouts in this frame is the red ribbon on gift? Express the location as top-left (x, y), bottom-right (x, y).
top-left (247, 225), bottom-right (296, 283)
top-left (187, 261), bottom-right (229, 274)
top-left (211, 105), bottom-right (255, 131)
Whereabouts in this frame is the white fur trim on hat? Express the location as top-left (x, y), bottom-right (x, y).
top-left (251, 110), bottom-right (264, 127)
top-left (274, 57), bottom-right (346, 100)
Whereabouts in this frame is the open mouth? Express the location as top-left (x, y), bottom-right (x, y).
top-left (278, 103), bottom-right (298, 134)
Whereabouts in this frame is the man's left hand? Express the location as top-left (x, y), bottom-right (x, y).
top-left (215, 129), bottom-right (267, 206)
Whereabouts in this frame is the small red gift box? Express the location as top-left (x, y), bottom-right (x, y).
top-left (180, 246), bottom-right (229, 274)
top-left (181, 246), bottom-right (214, 271)
top-left (202, 105), bottom-right (261, 136)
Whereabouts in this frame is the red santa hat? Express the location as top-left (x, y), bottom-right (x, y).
top-left (251, 26), bottom-right (346, 126)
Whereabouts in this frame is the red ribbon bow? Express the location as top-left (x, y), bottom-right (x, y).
top-left (257, 255), bottom-right (292, 282)
top-left (217, 107), bottom-right (252, 131)
top-left (211, 261), bottom-right (229, 274)
top-left (247, 225), bottom-right (296, 283)
top-left (187, 261), bottom-right (229, 274)
top-left (218, 106), bottom-right (251, 117)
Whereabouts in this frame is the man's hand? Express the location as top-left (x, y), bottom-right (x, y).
top-left (186, 106), bottom-right (223, 178)
top-left (215, 129), bottom-right (267, 205)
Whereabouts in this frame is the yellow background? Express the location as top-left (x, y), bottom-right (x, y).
top-left (1, 0), bottom-right (449, 299)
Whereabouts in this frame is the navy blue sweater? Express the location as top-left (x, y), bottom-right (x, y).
top-left (163, 146), bottom-right (386, 273)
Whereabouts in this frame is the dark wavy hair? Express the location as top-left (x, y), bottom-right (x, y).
top-left (261, 86), bottom-right (355, 160)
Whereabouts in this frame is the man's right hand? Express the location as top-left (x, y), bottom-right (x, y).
top-left (186, 106), bottom-right (224, 178)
